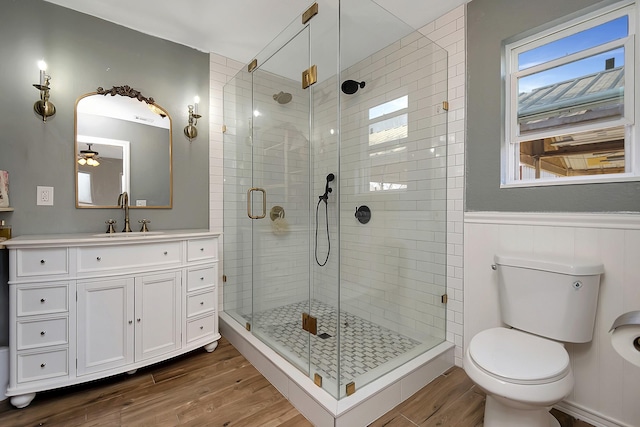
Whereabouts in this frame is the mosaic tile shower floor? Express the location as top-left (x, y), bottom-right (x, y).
top-left (243, 300), bottom-right (421, 385)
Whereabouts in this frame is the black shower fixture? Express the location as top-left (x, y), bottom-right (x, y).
top-left (341, 80), bottom-right (365, 95)
top-left (319, 173), bottom-right (335, 203)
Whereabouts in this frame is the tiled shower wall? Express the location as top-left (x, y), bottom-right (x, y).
top-left (310, 32), bottom-right (450, 343)
top-left (210, 4), bottom-right (467, 362)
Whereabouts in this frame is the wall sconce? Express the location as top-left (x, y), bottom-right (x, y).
top-left (77, 143), bottom-right (100, 167)
top-left (184, 96), bottom-right (202, 141)
top-left (33, 60), bottom-right (56, 122)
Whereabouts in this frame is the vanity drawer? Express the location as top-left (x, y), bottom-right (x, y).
top-left (187, 265), bottom-right (217, 292)
top-left (17, 348), bottom-right (68, 384)
top-left (16, 248), bottom-right (68, 277)
top-left (78, 242), bottom-right (182, 272)
top-left (17, 317), bottom-right (68, 350)
top-left (186, 289), bottom-right (216, 318)
top-left (187, 238), bottom-right (218, 262)
top-left (186, 313), bottom-right (216, 343)
top-left (17, 284), bottom-right (68, 316)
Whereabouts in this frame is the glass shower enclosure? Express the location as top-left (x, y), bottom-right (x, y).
top-left (223, 0), bottom-right (448, 400)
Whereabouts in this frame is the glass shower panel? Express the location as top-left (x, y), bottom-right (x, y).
top-left (223, 69), bottom-right (254, 328)
top-left (308, 0), bottom-right (341, 399)
top-left (337, 0), bottom-right (449, 396)
top-left (249, 26), bottom-right (313, 376)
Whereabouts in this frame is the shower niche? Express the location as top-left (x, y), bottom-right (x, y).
top-left (222, 0), bottom-right (452, 423)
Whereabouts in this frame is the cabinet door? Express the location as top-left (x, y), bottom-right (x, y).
top-left (77, 277), bottom-right (134, 376)
top-left (135, 272), bottom-right (181, 361)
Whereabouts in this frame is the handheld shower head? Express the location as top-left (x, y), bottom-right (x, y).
top-left (320, 173), bottom-right (335, 203)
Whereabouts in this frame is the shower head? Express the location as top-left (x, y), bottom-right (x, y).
top-left (341, 80), bottom-right (365, 95)
top-left (273, 91), bottom-right (293, 104)
top-left (320, 173), bottom-right (335, 203)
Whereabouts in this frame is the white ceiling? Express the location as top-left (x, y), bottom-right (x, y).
top-left (43, 0), bottom-right (469, 64)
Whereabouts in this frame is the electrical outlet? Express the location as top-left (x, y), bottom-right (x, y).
top-left (37, 186), bottom-right (54, 206)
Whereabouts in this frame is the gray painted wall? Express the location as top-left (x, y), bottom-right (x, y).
top-left (0, 0), bottom-right (210, 235)
top-left (466, 0), bottom-right (640, 212)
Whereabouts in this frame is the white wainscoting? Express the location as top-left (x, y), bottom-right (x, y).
top-left (465, 212), bottom-right (640, 427)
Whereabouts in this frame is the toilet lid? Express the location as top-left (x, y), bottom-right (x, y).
top-left (469, 328), bottom-right (570, 385)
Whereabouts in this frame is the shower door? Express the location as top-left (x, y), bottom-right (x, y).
top-left (245, 25), bottom-right (314, 377)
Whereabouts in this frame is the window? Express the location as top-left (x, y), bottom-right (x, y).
top-left (368, 96), bottom-right (409, 191)
top-left (503, 2), bottom-right (636, 186)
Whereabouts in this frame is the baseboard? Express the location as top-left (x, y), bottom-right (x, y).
top-left (555, 401), bottom-right (633, 427)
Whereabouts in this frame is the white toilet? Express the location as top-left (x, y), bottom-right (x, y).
top-left (463, 254), bottom-right (603, 427)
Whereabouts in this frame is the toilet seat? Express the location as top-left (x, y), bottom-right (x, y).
top-left (469, 327), bottom-right (570, 385)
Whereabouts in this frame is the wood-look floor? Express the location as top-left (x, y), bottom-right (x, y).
top-left (0, 336), bottom-right (594, 427)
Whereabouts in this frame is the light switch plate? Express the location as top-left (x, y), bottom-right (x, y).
top-left (37, 186), bottom-right (54, 206)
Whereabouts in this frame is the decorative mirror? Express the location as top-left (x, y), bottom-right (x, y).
top-left (75, 85), bottom-right (172, 208)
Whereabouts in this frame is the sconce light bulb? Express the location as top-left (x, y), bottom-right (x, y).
top-left (78, 158), bottom-right (87, 166)
top-left (194, 95), bottom-right (200, 104)
top-left (37, 60), bottom-right (48, 86)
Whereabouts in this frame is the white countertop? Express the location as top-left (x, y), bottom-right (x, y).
top-left (3, 229), bottom-right (221, 248)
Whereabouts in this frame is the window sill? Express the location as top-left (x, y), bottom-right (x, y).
top-left (500, 173), bottom-right (640, 188)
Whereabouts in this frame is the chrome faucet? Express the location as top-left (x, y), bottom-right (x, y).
top-left (117, 191), bottom-right (132, 232)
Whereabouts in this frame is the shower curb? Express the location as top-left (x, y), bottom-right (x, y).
top-left (220, 312), bottom-right (455, 427)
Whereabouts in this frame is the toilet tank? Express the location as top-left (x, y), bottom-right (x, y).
top-left (494, 254), bottom-right (604, 343)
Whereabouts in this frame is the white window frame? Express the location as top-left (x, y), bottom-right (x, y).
top-left (502, 1), bottom-right (638, 187)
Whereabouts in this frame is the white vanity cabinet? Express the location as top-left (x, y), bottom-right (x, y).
top-left (5, 231), bottom-right (220, 408)
top-left (76, 271), bottom-right (181, 376)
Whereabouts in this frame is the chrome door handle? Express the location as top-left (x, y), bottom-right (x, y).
top-left (247, 187), bottom-right (266, 219)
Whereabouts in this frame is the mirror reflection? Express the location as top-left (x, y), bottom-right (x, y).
top-left (75, 87), bottom-right (172, 208)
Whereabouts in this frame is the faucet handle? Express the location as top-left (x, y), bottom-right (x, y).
top-left (139, 219), bottom-right (151, 233)
top-left (105, 219), bottom-right (117, 234)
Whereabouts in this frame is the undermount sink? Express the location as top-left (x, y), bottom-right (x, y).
top-left (93, 231), bottom-right (165, 237)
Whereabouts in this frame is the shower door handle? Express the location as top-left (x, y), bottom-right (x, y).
top-left (247, 187), bottom-right (266, 219)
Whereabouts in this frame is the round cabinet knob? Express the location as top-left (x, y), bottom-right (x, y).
top-left (40, 331), bottom-right (46, 336)
top-left (40, 363), bottom-right (46, 368)
top-left (200, 301), bottom-right (204, 305)
top-left (164, 251), bottom-right (168, 255)
top-left (200, 277), bottom-right (204, 281)
top-left (128, 320), bottom-right (133, 324)
top-left (200, 326), bottom-right (204, 330)
top-left (96, 257), bottom-right (102, 261)
top-left (40, 298), bottom-right (46, 303)
top-left (40, 259), bottom-right (46, 264)
top-left (200, 248), bottom-right (204, 251)
top-left (137, 318), bottom-right (141, 322)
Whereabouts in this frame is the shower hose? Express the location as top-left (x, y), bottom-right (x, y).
top-left (315, 197), bottom-right (330, 266)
